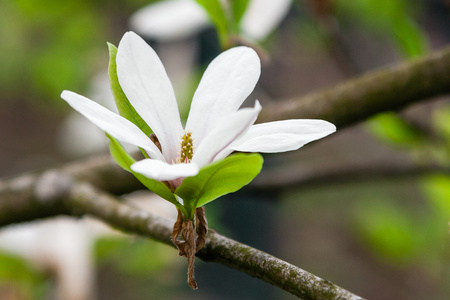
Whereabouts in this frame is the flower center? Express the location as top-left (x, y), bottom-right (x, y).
top-left (178, 131), bottom-right (194, 163)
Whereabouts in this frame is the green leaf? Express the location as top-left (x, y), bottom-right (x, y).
top-left (232, 0), bottom-right (250, 27)
top-left (107, 43), bottom-right (153, 137)
top-left (195, 0), bottom-right (228, 44)
top-left (107, 134), bottom-right (179, 206)
top-left (175, 153), bottom-right (264, 212)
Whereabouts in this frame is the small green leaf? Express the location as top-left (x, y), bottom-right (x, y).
top-left (107, 43), bottom-right (153, 137)
top-left (175, 153), bottom-right (264, 211)
top-left (107, 134), bottom-right (179, 206)
top-left (232, 0), bottom-right (250, 27)
top-left (195, 0), bottom-right (229, 44)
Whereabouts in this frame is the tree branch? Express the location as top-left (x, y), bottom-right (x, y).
top-left (257, 46), bottom-right (450, 128)
top-left (250, 161), bottom-right (450, 192)
top-left (0, 170), bottom-right (364, 299)
top-left (199, 232), bottom-right (363, 300)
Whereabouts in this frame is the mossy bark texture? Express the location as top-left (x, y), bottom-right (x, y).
top-left (0, 175), bottom-right (365, 299)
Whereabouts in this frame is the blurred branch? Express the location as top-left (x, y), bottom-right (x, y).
top-left (0, 172), bottom-right (364, 300)
top-left (0, 154), bottom-right (144, 225)
top-left (251, 161), bottom-right (450, 192)
top-left (257, 46), bottom-right (450, 128)
top-left (308, 0), bottom-right (362, 76)
top-left (3, 154), bottom-right (446, 224)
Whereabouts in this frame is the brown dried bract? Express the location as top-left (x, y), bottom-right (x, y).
top-left (195, 207), bottom-right (207, 251)
top-left (182, 220), bottom-right (197, 289)
top-left (172, 209), bottom-right (185, 256)
top-left (171, 207), bottom-right (209, 290)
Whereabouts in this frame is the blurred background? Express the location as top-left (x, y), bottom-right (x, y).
top-left (1, 0), bottom-right (450, 299)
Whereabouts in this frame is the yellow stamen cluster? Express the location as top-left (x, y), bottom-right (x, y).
top-left (178, 131), bottom-right (194, 163)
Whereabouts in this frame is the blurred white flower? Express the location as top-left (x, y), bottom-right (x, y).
top-left (130, 0), bottom-right (293, 42)
top-left (0, 217), bottom-right (100, 300)
top-left (130, 0), bottom-right (210, 42)
top-left (241, 0), bottom-right (293, 40)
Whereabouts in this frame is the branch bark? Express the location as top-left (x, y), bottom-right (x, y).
top-left (250, 161), bottom-right (450, 192)
top-left (257, 46), bottom-right (450, 128)
top-left (199, 232), bottom-right (363, 300)
top-left (71, 184), bottom-right (365, 299)
top-left (0, 171), bottom-right (364, 299)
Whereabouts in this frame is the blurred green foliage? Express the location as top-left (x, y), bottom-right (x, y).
top-left (335, 0), bottom-right (450, 275)
top-left (335, 0), bottom-right (428, 58)
top-left (231, 0), bottom-right (250, 28)
top-left (0, 0), bottom-right (156, 106)
top-left (357, 113), bottom-right (450, 286)
top-left (348, 0), bottom-right (430, 166)
top-left (367, 112), bottom-right (426, 149)
top-left (95, 237), bottom-right (175, 275)
top-left (196, 0), bottom-right (229, 45)
top-left (195, 0), bottom-right (251, 47)
top-left (353, 192), bottom-right (450, 271)
top-left (354, 199), bottom-right (420, 264)
top-left (432, 106), bottom-right (450, 166)
top-left (0, 251), bottom-right (49, 300)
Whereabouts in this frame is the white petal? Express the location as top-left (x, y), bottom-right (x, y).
top-left (61, 90), bottom-right (164, 160)
top-left (130, 0), bottom-right (209, 42)
top-left (192, 101), bottom-right (262, 167)
top-left (116, 31), bottom-right (183, 162)
top-left (229, 119), bottom-right (336, 153)
top-left (131, 159), bottom-right (199, 181)
top-left (241, 0), bottom-right (292, 41)
top-left (185, 46), bottom-right (261, 144)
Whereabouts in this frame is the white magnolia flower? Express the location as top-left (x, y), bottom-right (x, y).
top-left (61, 31), bottom-right (335, 189)
top-left (130, 0), bottom-right (293, 42)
